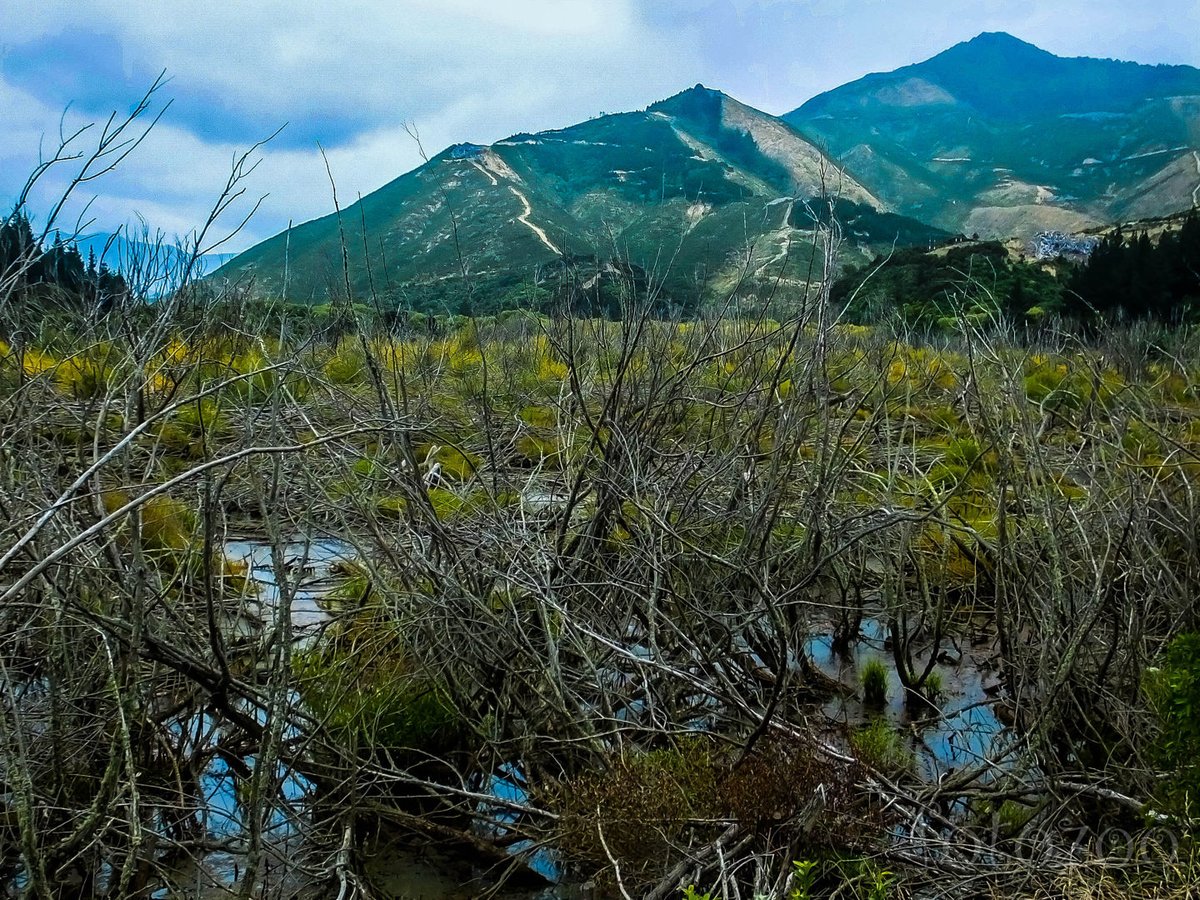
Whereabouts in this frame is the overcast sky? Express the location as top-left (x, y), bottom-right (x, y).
top-left (2, 0), bottom-right (1198, 252)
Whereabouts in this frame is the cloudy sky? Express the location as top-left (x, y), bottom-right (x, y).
top-left (2, 0), bottom-right (1198, 252)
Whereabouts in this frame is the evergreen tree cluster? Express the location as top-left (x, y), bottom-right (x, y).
top-left (830, 241), bottom-right (1063, 327)
top-left (0, 211), bottom-right (128, 312)
top-left (1066, 215), bottom-right (1200, 323)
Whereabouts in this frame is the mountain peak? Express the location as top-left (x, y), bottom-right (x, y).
top-left (941, 31), bottom-right (1054, 62)
top-left (964, 31), bottom-right (1038, 49)
top-left (648, 84), bottom-right (730, 119)
top-left (654, 83), bottom-right (726, 104)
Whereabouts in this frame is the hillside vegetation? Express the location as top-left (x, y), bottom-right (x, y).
top-left (832, 212), bottom-right (1200, 328)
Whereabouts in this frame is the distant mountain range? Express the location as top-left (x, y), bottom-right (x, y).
top-left (74, 233), bottom-right (235, 286)
top-left (787, 32), bottom-right (1200, 238)
top-left (215, 33), bottom-right (1200, 308)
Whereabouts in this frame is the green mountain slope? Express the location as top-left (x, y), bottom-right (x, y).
top-left (214, 86), bottom-right (949, 310)
top-left (786, 32), bottom-right (1200, 238)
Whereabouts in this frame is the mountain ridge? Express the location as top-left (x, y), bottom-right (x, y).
top-left (786, 32), bottom-right (1200, 237)
top-left (215, 85), bottom-right (945, 309)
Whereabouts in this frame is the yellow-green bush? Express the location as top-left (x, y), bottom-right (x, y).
top-left (101, 491), bottom-right (196, 553)
top-left (56, 348), bottom-right (117, 400)
top-left (1023, 356), bottom-right (1090, 410)
top-left (418, 443), bottom-right (480, 482)
top-left (151, 398), bottom-right (228, 459)
top-left (19, 346), bottom-right (57, 379)
top-left (515, 433), bottom-right (564, 467)
top-left (294, 637), bottom-right (463, 753)
top-left (323, 343), bottom-right (367, 384)
top-left (915, 523), bottom-right (986, 588)
top-left (425, 487), bottom-right (474, 521)
top-left (1122, 419), bottom-right (1162, 462)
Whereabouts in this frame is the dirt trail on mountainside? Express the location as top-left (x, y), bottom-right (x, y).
top-left (508, 186), bottom-right (562, 255)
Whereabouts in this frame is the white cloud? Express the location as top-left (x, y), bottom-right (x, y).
top-left (1, 0), bottom-right (702, 249)
top-left (2, 1), bottom-right (683, 134)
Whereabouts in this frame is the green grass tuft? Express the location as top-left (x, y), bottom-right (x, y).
top-left (861, 657), bottom-right (890, 706)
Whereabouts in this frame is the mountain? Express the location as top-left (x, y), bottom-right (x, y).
top-left (214, 86), bottom-right (950, 311)
top-left (786, 32), bottom-right (1200, 238)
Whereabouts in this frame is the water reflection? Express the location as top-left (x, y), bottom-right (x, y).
top-left (224, 536), bottom-right (357, 637)
top-left (806, 615), bottom-right (1010, 783)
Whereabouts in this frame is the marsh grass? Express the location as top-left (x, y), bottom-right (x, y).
top-left (861, 658), bottom-right (890, 707)
top-left (850, 720), bottom-right (915, 775)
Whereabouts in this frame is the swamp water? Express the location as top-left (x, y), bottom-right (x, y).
top-left (162, 537), bottom-right (563, 898)
top-left (806, 615), bottom-right (1010, 783)
top-left (166, 537), bottom-right (1017, 898)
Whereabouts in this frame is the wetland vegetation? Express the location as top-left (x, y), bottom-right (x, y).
top-left (2, 95), bottom-right (1200, 900)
